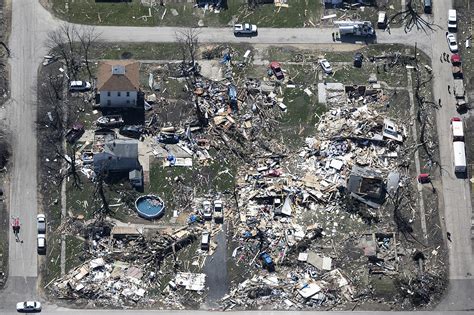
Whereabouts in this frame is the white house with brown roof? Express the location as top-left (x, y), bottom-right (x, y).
top-left (97, 60), bottom-right (141, 108)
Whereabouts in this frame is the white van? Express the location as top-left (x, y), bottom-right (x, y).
top-left (448, 9), bottom-right (457, 30)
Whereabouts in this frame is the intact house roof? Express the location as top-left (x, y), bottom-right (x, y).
top-left (94, 138), bottom-right (141, 175)
top-left (97, 60), bottom-right (140, 92)
top-left (346, 166), bottom-right (386, 209)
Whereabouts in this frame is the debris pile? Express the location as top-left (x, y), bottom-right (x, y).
top-left (50, 227), bottom-right (200, 307)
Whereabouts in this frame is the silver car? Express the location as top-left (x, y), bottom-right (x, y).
top-left (37, 214), bottom-right (46, 234)
top-left (234, 23), bottom-right (258, 37)
top-left (319, 59), bottom-right (333, 74)
top-left (16, 301), bottom-right (41, 312)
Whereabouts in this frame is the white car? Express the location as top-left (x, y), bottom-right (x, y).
top-left (446, 33), bottom-right (458, 52)
top-left (16, 301), bottom-right (41, 312)
top-left (448, 9), bottom-right (457, 30)
top-left (202, 200), bottom-right (212, 220)
top-left (319, 59), bottom-right (333, 74)
top-left (213, 199), bottom-right (223, 223)
top-left (69, 80), bottom-right (91, 92)
top-left (37, 234), bottom-right (46, 253)
top-left (234, 23), bottom-right (258, 36)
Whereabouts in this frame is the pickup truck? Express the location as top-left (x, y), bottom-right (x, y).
top-left (234, 23), bottom-right (258, 37)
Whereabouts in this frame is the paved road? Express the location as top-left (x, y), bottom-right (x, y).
top-left (427, 0), bottom-right (474, 311)
top-left (2, 309), bottom-right (474, 315)
top-left (0, 0), bottom-right (56, 306)
top-left (0, 0), bottom-right (471, 312)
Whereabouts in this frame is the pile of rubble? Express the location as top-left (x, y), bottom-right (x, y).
top-left (218, 102), bottom-right (446, 309)
top-left (50, 225), bottom-right (203, 307)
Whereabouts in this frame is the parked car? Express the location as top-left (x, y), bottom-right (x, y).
top-left (96, 115), bottom-right (124, 128)
top-left (353, 53), bottom-right (363, 68)
top-left (69, 80), bottom-right (91, 92)
top-left (65, 123), bottom-right (85, 144)
top-left (446, 33), bottom-right (459, 53)
top-left (269, 62), bottom-right (284, 80)
top-left (16, 301), bottom-right (41, 312)
top-left (213, 199), bottom-right (223, 223)
top-left (448, 9), bottom-right (457, 30)
top-left (201, 232), bottom-right (210, 250)
top-left (37, 214), bottom-right (46, 234)
top-left (234, 23), bottom-right (258, 37)
top-left (319, 59), bottom-right (333, 74)
top-left (119, 125), bottom-right (144, 139)
top-left (202, 200), bottom-right (212, 220)
top-left (37, 234), bottom-right (46, 254)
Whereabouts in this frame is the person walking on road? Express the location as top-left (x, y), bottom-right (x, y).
top-left (448, 85), bottom-right (451, 94)
top-left (438, 98), bottom-right (442, 107)
top-left (447, 232), bottom-right (452, 242)
top-left (332, 32), bottom-right (335, 41)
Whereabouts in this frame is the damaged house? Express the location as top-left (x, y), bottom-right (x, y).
top-left (96, 60), bottom-right (142, 108)
top-left (347, 166), bottom-right (386, 208)
top-left (93, 138), bottom-right (143, 189)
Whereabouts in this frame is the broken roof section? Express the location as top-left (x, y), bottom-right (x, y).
top-left (97, 60), bottom-right (140, 92)
top-left (347, 166), bottom-right (386, 208)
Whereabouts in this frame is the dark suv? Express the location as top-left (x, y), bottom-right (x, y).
top-left (119, 125), bottom-right (144, 139)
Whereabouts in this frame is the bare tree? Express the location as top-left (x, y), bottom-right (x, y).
top-left (77, 26), bottom-right (100, 81)
top-left (175, 28), bottom-right (200, 77)
top-left (388, 0), bottom-right (435, 33)
top-left (56, 144), bottom-right (82, 189)
top-left (46, 23), bottom-right (84, 80)
top-left (93, 165), bottom-right (113, 221)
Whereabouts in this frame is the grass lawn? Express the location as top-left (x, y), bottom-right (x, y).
top-left (89, 43), bottom-right (184, 61)
top-left (65, 235), bottom-right (85, 272)
top-left (43, 234), bottom-right (62, 287)
top-left (148, 155), bottom-right (236, 213)
top-left (50, 0), bottom-right (321, 27)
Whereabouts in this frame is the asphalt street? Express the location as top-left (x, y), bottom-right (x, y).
top-left (0, 0), bottom-right (472, 312)
top-left (428, 0), bottom-right (474, 311)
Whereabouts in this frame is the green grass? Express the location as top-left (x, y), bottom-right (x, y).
top-left (89, 43), bottom-right (184, 61)
top-left (275, 88), bottom-right (324, 147)
top-left (148, 155), bottom-right (236, 211)
top-left (65, 235), bottom-right (85, 273)
top-left (51, 0), bottom-right (321, 27)
top-left (44, 234), bottom-right (62, 287)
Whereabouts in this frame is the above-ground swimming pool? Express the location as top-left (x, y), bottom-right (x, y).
top-left (135, 195), bottom-right (165, 219)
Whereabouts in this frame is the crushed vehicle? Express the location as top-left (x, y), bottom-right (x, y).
top-left (65, 123), bottom-right (85, 144)
top-left (119, 125), bottom-right (144, 139)
top-left (269, 62), bottom-right (284, 80)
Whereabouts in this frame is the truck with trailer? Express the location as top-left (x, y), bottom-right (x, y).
top-left (336, 21), bottom-right (376, 37)
top-left (451, 117), bottom-right (464, 141)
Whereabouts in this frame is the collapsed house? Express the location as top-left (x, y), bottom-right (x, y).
top-left (347, 166), bottom-right (386, 208)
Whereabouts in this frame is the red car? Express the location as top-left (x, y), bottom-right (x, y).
top-left (269, 62), bottom-right (284, 80)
